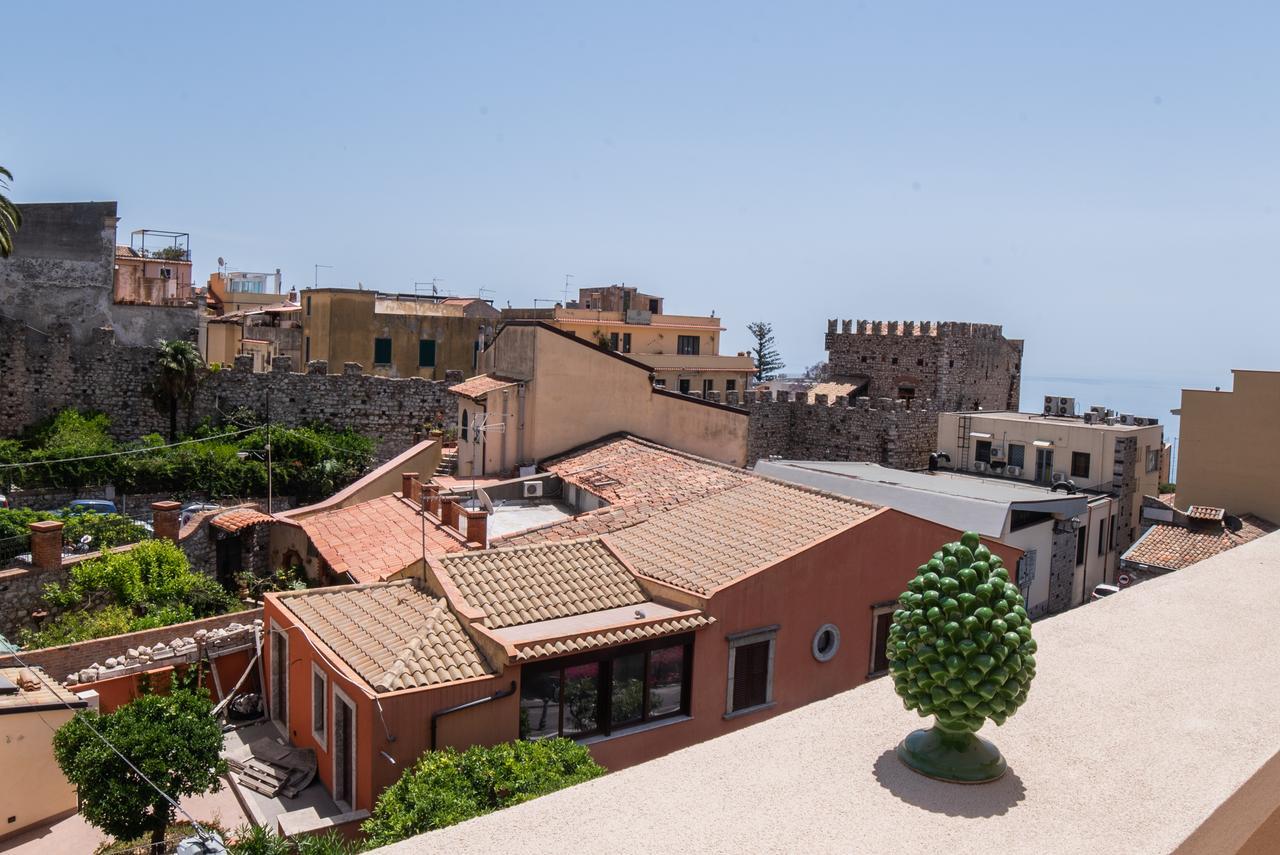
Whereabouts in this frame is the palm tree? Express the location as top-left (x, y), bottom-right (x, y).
top-left (150, 339), bottom-right (204, 441)
top-left (0, 166), bottom-right (22, 258)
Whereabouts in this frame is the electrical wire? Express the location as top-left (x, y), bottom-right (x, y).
top-left (1, 649), bottom-right (216, 843)
top-left (0, 428), bottom-right (257, 470)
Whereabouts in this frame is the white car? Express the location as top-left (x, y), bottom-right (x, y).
top-left (181, 502), bottom-right (223, 525)
top-left (1090, 584), bottom-right (1121, 601)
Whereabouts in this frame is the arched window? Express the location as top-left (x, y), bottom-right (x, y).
top-left (461, 409), bottom-right (469, 442)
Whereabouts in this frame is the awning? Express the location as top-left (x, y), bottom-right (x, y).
top-left (968, 432), bottom-right (993, 439)
top-left (1033, 440), bottom-right (1054, 448)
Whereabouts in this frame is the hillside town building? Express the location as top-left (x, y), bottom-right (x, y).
top-left (502, 286), bottom-right (755, 395)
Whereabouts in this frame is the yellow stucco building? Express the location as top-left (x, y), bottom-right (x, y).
top-left (1175, 370), bottom-right (1280, 523)
top-left (301, 289), bottom-right (500, 379)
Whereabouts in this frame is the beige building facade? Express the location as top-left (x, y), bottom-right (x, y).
top-left (1175, 370), bottom-right (1280, 523)
top-left (302, 289), bottom-right (500, 379)
top-left (451, 321), bottom-right (749, 477)
top-left (936, 409), bottom-right (1165, 574)
top-left (501, 288), bottom-right (754, 395)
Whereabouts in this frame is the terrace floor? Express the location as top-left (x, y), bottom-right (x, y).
top-left (222, 720), bottom-right (347, 833)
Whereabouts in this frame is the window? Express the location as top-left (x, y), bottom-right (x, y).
top-left (1008, 443), bottom-right (1025, 468)
top-left (860, 355), bottom-right (868, 363)
top-left (1146, 446), bottom-right (1160, 473)
top-left (975, 440), bottom-right (992, 464)
top-left (812, 624), bottom-right (840, 662)
top-left (653, 378), bottom-right (667, 388)
top-left (461, 409), bottom-right (469, 442)
top-left (1097, 517), bottom-right (1106, 557)
top-left (898, 386), bottom-right (915, 401)
top-left (419, 339), bottom-right (436, 368)
top-left (1071, 451), bottom-right (1091, 479)
top-left (332, 685), bottom-right (356, 810)
top-left (648, 299), bottom-right (659, 313)
top-left (891, 357), bottom-right (899, 365)
top-left (677, 335), bottom-right (700, 356)
top-left (679, 378), bottom-right (691, 394)
top-left (270, 624), bottom-right (288, 727)
top-left (609, 332), bottom-right (619, 351)
top-left (725, 379), bottom-right (737, 393)
top-left (304, 336), bottom-right (310, 363)
top-left (1076, 526), bottom-right (1087, 566)
top-left (703, 379), bottom-right (714, 395)
top-left (373, 337), bottom-right (392, 365)
top-left (869, 606), bottom-right (894, 676)
top-left (306, 295), bottom-right (312, 316)
top-left (726, 627), bottom-right (777, 716)
top-left (519, 639), bottom-right (692, 740)
top-left (311, 665), bottom-right (328, 744)
top-left (622, 333), bottom-right (632, 353)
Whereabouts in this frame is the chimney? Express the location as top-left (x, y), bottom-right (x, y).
top-left (402, 472), bottom-right (420, 503)
top-left (460, 507), bottom-right (488, 548)
top-left (29, 520), bottom-right (64, 572)
top-left (152, 501), bottom-right (182, 542)
top-left (440, 498), bottom-right (459, 530)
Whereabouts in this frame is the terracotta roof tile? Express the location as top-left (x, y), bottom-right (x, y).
top-left (1124, 515), bottom-right (1276, 572)
top-left (544, 436), bottom-right (753, 506)
top-left (1187, 505), bottom-right (1226, 522)
top-left (513, 615), bottom-right (715, 661)
top-left (299, 494), bottom-right (463, 583)
top-left (210, 508), bottom-right (274, 533)
top-left (439, 539), bottom-right (646, 628)
top-left (447, 374), bottom-right (519, 401)
top-left (605, 479), bottom-right (880, 595)
top-left (278, 580), bottom-right (495, 693)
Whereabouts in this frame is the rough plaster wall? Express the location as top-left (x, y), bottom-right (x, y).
top-left (1112, 437), bottom-right (1139, 553)
top-left (0, 321), bottom-right (458, 458)
top-left (0, 202), bottom-right (199, 347)
top-left (823, 320), bottom-right (1023, 412)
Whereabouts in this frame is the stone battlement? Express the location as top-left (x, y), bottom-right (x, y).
top-left (826, 318), bottom-right (1009, 339)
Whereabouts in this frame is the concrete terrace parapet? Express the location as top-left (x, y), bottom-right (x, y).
top-left (371, 531), bottom-right (1280, 855)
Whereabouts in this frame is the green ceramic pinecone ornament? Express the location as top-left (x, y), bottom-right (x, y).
top-left (888, 531), bottom-right (1036, 781)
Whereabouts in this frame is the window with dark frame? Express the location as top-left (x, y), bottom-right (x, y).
top-left (703, 379), bottom-right (714, 395)
top-left (1071, 451), bottom-right (1091, 479)
top-left (609, 332), bottom-right (619, 351)
top-left (1097, 517), bottom-right (1106, 556)
top-left (679, 378), bottom-right (691, 394)
top-left (306, 295), bottom-right (312, 315)
top-left (1076, 526), bottom-right (1087, 566)
top-left (731, 641), bottom-right (770, 712)
top-left (726, 379), bottom-right (737, 392)
top-left (870, 608), bottom-right (894, 675)
top-left (418, 339), bottom-right (436, 368)
top-left (1008, 443), bottom-right (1025, 468)
top-left (304, 336), bottom-right (310, 363)
top-left (373, 337), bottom-right (392, 365)
top-left (312, 667), bottom-right (327, 743)
top-left (622, 333), bottom-right (632, 353)
top-left (518, 638), bottom-right (692, 741)
top-left (975, 440), bottom-right (992, 464)
top-left (677, 335), bottom-right (700, 355)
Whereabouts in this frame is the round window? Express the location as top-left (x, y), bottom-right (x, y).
top-left (812, 623), bottom-right (840, 662)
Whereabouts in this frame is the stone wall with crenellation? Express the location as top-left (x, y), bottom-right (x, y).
top-left (0, 319), bottom-right (459, 458)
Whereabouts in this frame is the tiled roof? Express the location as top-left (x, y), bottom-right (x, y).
top-left (299, 494), bottom-right (463, 583)
top-left (605, 479), bottom-right (880, 595)
top-left (493, 503), bottom-right (657, 546)
top-left (1187, 505), bottom-right (1226, 522)
top-left (447, 374), bottom-right (519, 401)
top-left (1124, 515), bottom-right (1276, 572)
top-left (544, 436), bottom-right (753, 506)
top-left (278, 580), bottom-right (495, 693)
top-left (210, 508), bottom-right (274, 533)
top-left (0, 667), bottom-right (87, 712)
top-left (439, 539), bottom-right (646, 629)
top-left (514, 615), bottom-right (714, 661)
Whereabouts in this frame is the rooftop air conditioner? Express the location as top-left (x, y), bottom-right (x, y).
top-left (1042, 395), bottom-right (1055, 416)
top-left (1006, 465), bottom-right (1022, 477)
top-left (991, 446), bottom-right (1004, 459)
top-left (1083, 412), bottom-right (1096, 425)
top-left (1053, 471), bottom-right (1067, 483)
top-left (523, 481), bottom-right (544, 499)
top-left (1119, 414), bottom-right (1136, 426)
top-left (973, 461), bottom-right (989, 473)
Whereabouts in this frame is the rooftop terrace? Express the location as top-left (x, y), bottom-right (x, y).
top-left (374, 531), bottom-right (1280, 855)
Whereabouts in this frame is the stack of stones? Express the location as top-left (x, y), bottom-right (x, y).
top-left (66, 618), bottom-right (261, 686)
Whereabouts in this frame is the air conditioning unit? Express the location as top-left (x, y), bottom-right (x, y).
top-left (1006, 465), bottom-right (1022, 477)
top-left (1133, 416), bottom-right (1159, 426)
top-left (1056, 396), bottom-right (1075, 416)
top-left (1042, 396), bottom-right (1055, 416)
top-left (973, 461), bottom-right (989, 473)
top-left (1083, 412), bottom-right (1096, 425)
top-left (522, 481), bottom-right (544, 498)
top-left (1119, 414), bottom-right (1136, 426)
top-left (991, 446), bottom-right (1004, 459)
top-left (1052, 471), bottom-right (1067, 483)
top-left (159, 267), bottom-right (173, 280)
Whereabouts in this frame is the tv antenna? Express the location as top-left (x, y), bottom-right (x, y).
top-left (563, 273), bottom-right (574, 305)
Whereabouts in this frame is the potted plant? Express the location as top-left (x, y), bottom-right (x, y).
top-left (887, 531), bottom-right (1037, 782)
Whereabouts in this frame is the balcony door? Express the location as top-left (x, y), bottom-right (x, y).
top-left (1035, 448), bottom-right (1054, 483)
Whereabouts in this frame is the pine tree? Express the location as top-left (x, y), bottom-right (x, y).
top-left (746, 321), bottom-right (784, 382)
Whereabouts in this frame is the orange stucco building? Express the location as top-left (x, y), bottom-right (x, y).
top-left (261, 437), bottom-right (1020, 814)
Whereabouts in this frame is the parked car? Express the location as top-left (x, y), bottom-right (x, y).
top-left (181, 502), bottom-right (223, 525)
top-left (64, 498), bottom-right (119, 515)
top-left (1090, 584), bottom-right (1121, 602)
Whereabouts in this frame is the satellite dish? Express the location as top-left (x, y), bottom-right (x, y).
top-left (217, 257), bottom-right (225, 268)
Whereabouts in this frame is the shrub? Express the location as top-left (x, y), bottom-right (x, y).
top-left (362, 738), bottom-right (604, 848)
top-left (61, 511), bottom-right (151, 549)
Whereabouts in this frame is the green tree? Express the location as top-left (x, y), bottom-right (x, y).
top-left (746, 321), bottom-right (784, 382)
top-left (149, 340), bottom-right (204, 442)
top-left (0, 165), bottom-right (21, 258)
top-left (53, 689), bottom-right (228, 853)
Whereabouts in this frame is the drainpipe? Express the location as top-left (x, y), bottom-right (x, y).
top-left (516, 383), bottom-right (527, 467)
top-left (430, 681), bottom-right (517, 750)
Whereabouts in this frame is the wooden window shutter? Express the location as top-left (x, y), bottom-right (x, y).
top-left (732, 640), bottom-right (770, 711)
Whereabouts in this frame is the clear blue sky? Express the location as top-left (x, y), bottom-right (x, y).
top-left (6, 2), bottom-right (1278, 403)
